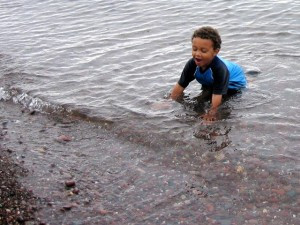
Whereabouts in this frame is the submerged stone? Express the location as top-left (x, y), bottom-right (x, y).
top-left (65, 180), bottom-right (76, 188)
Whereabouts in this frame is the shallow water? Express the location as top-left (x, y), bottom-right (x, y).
top-left (0, 0), bottom-right (299, 150)
top-left (0, 0), bottom-right (299, 224)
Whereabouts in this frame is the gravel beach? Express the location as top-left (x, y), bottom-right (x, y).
top-left (0, 145), bottom-right (38, 224)
top-left (0, 102), bottom-right (40, 224)
top-left (1, 100), bottom-right (299, 225)
top-left (0, 100), bottom-right (118, 224)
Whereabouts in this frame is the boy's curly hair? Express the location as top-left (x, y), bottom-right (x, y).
top-left (191, 26), bottom-right (222, 50)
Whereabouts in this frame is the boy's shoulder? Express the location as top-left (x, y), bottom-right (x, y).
top-left (211, 56), bottom-right (228, 70)
top-left (211, 55), bottom-right (223, 66)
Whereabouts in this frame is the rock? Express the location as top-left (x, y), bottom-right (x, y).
top-left (36, 147), bottom-right (47, 153)
top-left (62, 204), bottom-right (73, 211)
top-left (58, 135), bottom-right (72, 142)
top-left (72, 188), bottom-right (80, 195)
top-left (260, 171), bottom-right (270, 178)
top-left (271, 188), bottom-right (285, 196)
top-left (236, 165), bottom-right (245, 174)
top-left (16, 216), bottom-right (25, 223)
top-left (99, 209), bottom-right (110, 215)
top-left (263, 208), bottom-right (268, 213)
top-left (215, 152), bottom-right (225, 161)
top-left (61, 203), bottom-right (78, 211)
top-left (29, 110), bottom-right (36, 115)
top-left (286, 190), bottom-right (297, 198)
top-left (2, 121), bottom-right (8, 128)
top-left (245, 66), bottom-right (261, 76)
top-left (248, 219), bottom-right (258, 224)
top-left (25, 222), bottom-right (36, 225)
top-left (206, 203), bottom-right (215, 212)
top-left (65, 180), bottom-right (76, 188)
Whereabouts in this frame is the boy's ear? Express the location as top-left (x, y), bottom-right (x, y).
top-left (214, 48), bottom-right (220, 55)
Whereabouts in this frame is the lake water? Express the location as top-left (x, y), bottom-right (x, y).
top-left (0, 0), bottom-right (299, 224)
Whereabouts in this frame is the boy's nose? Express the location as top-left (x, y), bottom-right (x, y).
top-left (195, 51), bottom-right (202, 58)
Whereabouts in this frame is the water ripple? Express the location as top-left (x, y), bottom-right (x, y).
top-left (0, 0), bottom-right (299, 155)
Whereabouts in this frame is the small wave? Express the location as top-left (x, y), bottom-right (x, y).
top-left (0, 87), bottom-right (10, 101)
top-left (0, 86), bottom-right (114, 127)
top-left (0, 86), bottom-right (66, 113)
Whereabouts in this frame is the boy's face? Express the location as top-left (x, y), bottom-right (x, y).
top-left (192, 37), bottom-right (219, 69)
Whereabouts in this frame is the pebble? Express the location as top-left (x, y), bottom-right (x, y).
top-left (215, 152), bottom-right (225, 161)
top-left (36, 147), bottom-right (47, 153)
top-left (57, 135), bottom-right (72, 142)
top-left (271, 188), bottom-right (285, 196)
top-left (206, 203), bottom-right (215, 212)
top-left (65, 180), bottom-right (76, 188)
top-left (236, 165), bottom-right (245, 174)
top-left (245, 66), bottom-right (261, 75)
top-left (286, 190), bottom-right (297, 198)
top-left (260, 171), bottom-right (270, 178)
top-left (25, 222), bottom-right (36, 225)
top-left (263, 209), bottom-right (268, 213)
top-left (16, 216), bottom-right (25, 223)
top-left (62, 204), bottom-right (74, 211)
top-left (72, 188), bottom-right (80, 195)
top-left (99, 209), bottom-right (110, 215)
top-left (248, 219), bottom-right (258, 224)
top-left (29, 110), bottom-right (36, 115)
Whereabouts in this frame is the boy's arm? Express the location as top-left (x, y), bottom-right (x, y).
top-left (171, 58), bottom-right (196, 101)
top-left (202, 94), bottom-right (222, 121)
top-left (170, 83), bottom-right (185, 100)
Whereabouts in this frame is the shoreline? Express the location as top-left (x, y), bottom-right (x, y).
top-left (0, 100), bottom-right (299, 225)
top-left (0, 142), bottom-right (38, 224)
top-left (0, 101), bottom-right (40, 224)
top-left (0, 100), bottom-right (120, 224)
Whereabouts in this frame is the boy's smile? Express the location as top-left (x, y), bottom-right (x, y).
top-left (192, 37), bottom-right (219, 70)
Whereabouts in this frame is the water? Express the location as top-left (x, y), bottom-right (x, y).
top-left (0, 0), bottom-right (299, 224)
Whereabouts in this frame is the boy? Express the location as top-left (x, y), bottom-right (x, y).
top-left (170, 26), bottom-right (247, 121)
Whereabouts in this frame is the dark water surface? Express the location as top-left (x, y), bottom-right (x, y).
top-left (0, 0), bottom-right (299, 224)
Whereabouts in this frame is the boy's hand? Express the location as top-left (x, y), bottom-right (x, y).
top-left (202, 112), bottom-right (217, 121)
top-left (202, 94), bottom-right (222, 122)
top-left (201, 108), bottom-right (217, 121)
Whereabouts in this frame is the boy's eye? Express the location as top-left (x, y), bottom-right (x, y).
top-left (192, 47), bottom-right (208, 53)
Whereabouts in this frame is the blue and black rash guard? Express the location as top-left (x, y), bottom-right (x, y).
top-left (178, 56), bottom-right (247, 95)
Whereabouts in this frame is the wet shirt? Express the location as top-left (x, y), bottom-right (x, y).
top-left (178, 56), bottom-right (247, 95)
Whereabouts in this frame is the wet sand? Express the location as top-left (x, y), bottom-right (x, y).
top-left (0, 100), bottom-right (299, 225)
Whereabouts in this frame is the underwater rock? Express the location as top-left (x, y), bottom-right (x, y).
top-left (65, 180), bottom-right (76, 188)
top-left (58, 135), bottom-right (72, 142)
top-left (245, 66), bottom-right (262, 76)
